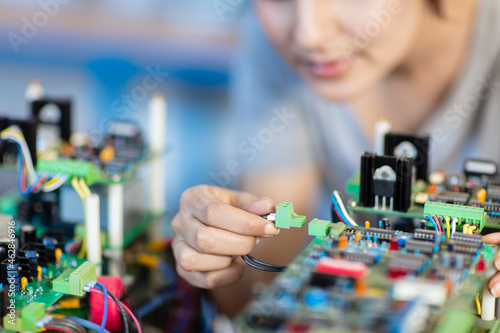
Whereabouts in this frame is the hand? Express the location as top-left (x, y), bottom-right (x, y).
top-left (482, 233), bottom-right (500, 297)
top-left (171, 185), bottom-right (279, 289)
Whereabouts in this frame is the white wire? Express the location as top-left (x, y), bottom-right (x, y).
top-left (333, 190), bottom-right (359, 227)
top-left (0, 127), bottom-right (37, 183)
top-left (42, 174), bottom-right (69, 192)
top-left (451, 217), bottom-right (458, 238)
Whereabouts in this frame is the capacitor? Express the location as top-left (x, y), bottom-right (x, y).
top-left (419, 219), bottom-right (428, 230)
top-left (55, 248), bottom-right (63, 262)
top-left (21, 277), bottom-right (28, 290)
top-left (365, 221), bottom-right (370, 229)
top-left (0, 247), bottom-right (6, 263)
top-left (338, 235), bottom-right (348, 250)
top-left (355, 231), bottom-right (361, 242)
top-left (19, 224), bottom-right (36, 247)
top-left (381, 218), bottom-right (390, 230)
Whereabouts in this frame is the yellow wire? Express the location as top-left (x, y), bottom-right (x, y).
top-left (79, 178), bottom-right (91, 197)
top-left (71, 178), bottom-right (89, 258)
top-left (470, 225), bottom-right (477, 234)
top-left (43, 177), bottom-right (59, 188)
top-left (444, 217), bottom-right (451, 239)
top-left (475, 295), bottom-right (482, 315)
top-left (71, 177), bottom-right (85, 200)
top-left (463, 224), bottom-right (469, 234)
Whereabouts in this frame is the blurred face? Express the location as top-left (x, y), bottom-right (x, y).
top-left (255, 0), bottom-right (426, 101)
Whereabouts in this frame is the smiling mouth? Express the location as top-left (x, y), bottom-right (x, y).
top-left (305, 58), bottom-right (353, 79)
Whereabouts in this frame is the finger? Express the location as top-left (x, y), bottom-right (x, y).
top-left (243, 197), bottom-right (276, 216)
top-left (172, 238), bottom-right (232, 272)
top-left (182, 217), bottom-right (258, 255)
top-left (176, 257), bottom-right (245, 289)
top-left (182, 187), bottom-right (279, 236)
top-left (489, 272), bottom-right (500, 297)
top-left (483, 233), bottom-right (500, 244)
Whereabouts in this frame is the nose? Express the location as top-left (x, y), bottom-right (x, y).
top-left (295, 0), bottom-right (337, 52)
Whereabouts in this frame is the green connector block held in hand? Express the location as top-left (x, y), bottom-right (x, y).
top-left (308, 218), bottom-right (331, 237)
top-left (275, 202), bottom-right (306, 229)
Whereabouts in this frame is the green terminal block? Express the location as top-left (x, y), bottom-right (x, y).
top-left (52, 268), bottom-right (74, 294)
top-left (275, 202), bottom-right (306, 229)
top-left (308, 218), bottom-right (331, 237)
top-left (69, 262), bottom-right (97, 296)
top-left (22, 302), bottom-right (45, 332)
top-left (37, 158), bottom-right (102, 185)
top-left (424, 201), bottom-right (486, 231)
top-left (2, 302), bottom-right (45, 332)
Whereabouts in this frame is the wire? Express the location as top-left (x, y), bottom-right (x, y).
top-left (107, 290), bottom-right (130, 333)
top-left (71, 177), bottom-right (86, 199)
top-left (49, 318), bottom-right (87, 333)
top-left (94, 283), bottom-right (109, 333)
top-left (451, 217), bottom-right (458, 238)
top-left (241, 255), bottom-right (285, 272)
top-left (79, 178), bottom-right (91, 196)
top-left (475, 295), bottom-right (482, 315)
top-left (424, 215), bottom-right (439, 231)
top-left (444, 217), bottom-right (451, 239)
top-left (246, 254), bottom-right (287, 270)
top-left (331, 190), bottom-right (359, 227)
top-left (43, 174), bottom-right (68, 192)
top-left (1, 127), bottom-right (37, 182)
top-left (44, 326), bottom-right (74, 333)
top-left (66, 316), bottom-right (113, 333)
top-left (464, 224), bottom-right (469, 234)
top-left (470, 225), bottom-right (477, 234)
top-left (91, 289), bottom-right (142, 333)
top-left (432, 215), bottom-right (442, 232)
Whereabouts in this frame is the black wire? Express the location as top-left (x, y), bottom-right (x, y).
top-left (246, 255), bottom-right (287, 270)
top-left (107, 289), bottom-right (131, 333)
top-left (241, 255), bottom-right (286, 272)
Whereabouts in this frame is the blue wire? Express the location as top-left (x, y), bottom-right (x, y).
top-left (424, 214), bottom-right (439, 231)
top-left (65, 316), bottom-right (112, 333)
top-left (95, 282), bottom-right (109, 333)
top-left (331, 193), bottom-right (350, 225)
top-left (159, 262), bottom-right (177, 284)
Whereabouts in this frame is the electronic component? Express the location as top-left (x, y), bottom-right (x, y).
top-left (384, 132), bottom-right (430, 181)
top-left (275, 202), bottom-right (306, 229)
top-left (359, 153), bottom-right (413, 212)
top-left (424, 201), bottom-right (486, 230)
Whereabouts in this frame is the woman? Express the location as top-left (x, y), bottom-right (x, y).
top-left (172, 0), bottom-right (500, 316)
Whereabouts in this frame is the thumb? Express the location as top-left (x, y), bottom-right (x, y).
top-left (243, 197), bottom-right (276, 216)
top-left (483, 233), bottom-right (500, 244)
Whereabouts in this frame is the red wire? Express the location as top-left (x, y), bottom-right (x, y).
top-left (332, 204), bottom-right (347, 224)
top-left (432, 215), bottom-right (442, 232)
top-left (90, 289), bottom-right (142, 333)
top-left (43, 326), bottom-right (73, 333)
top-left (32, 175), bottom-right (46, 192)
top-left (20, 166), bottom-right (27, 193)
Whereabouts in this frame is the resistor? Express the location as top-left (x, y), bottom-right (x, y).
top-left (330, 223), bottom-right (347, 238)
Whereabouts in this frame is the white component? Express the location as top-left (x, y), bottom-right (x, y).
top-left (393, 280), bottom-right (447, 306)
top-left (373, 165), bottom-right (396, 181)
top-left (429, 171), bottom-right (446, 185)
top-left (374, 119), bottom-right (391, 155)
top-left (25, 79), bottom-right (44, 101)
top-left (85, 194), bottom-right (102, 276)
top-left (148, 93), bottom-right (167, 234)
top-left (464, 160), bottom-right (498, 176)
top-left (108, 183), bottom-right (124, 276)
top-left (108, 183), bottom-right (124, 249)
top-left (394, 141), bottom-right (418, 159)
top-left (482, 267), bottom-right (496, 320)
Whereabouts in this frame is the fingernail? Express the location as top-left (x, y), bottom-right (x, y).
top-left (261, 197), bottom-right (275, 205)
top-left (265, 223), bottom-right (279, 235)
top-left (490, 282), bottom-right (500, 298)
top-left (495, 259), bottom-right (500, 271)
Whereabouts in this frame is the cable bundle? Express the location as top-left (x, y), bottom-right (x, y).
top-left (1, 126), bottom-right (68, 196)
top-left (331, 190), bottom-right (359, 227)
top-left (241, 254), bottom-right (287, 273)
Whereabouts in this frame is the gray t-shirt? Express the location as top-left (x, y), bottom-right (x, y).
top-left (231, 0), bottom-right (500, 206)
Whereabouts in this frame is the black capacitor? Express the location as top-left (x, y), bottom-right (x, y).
top-left (0, 248), bottom-right (6, 264)
top-left (19, 224), bottom-right (36, 247)
top-left (419, 219), bottom-right (428, 229)
top-left (381, 218), bottom-right (391, 230)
